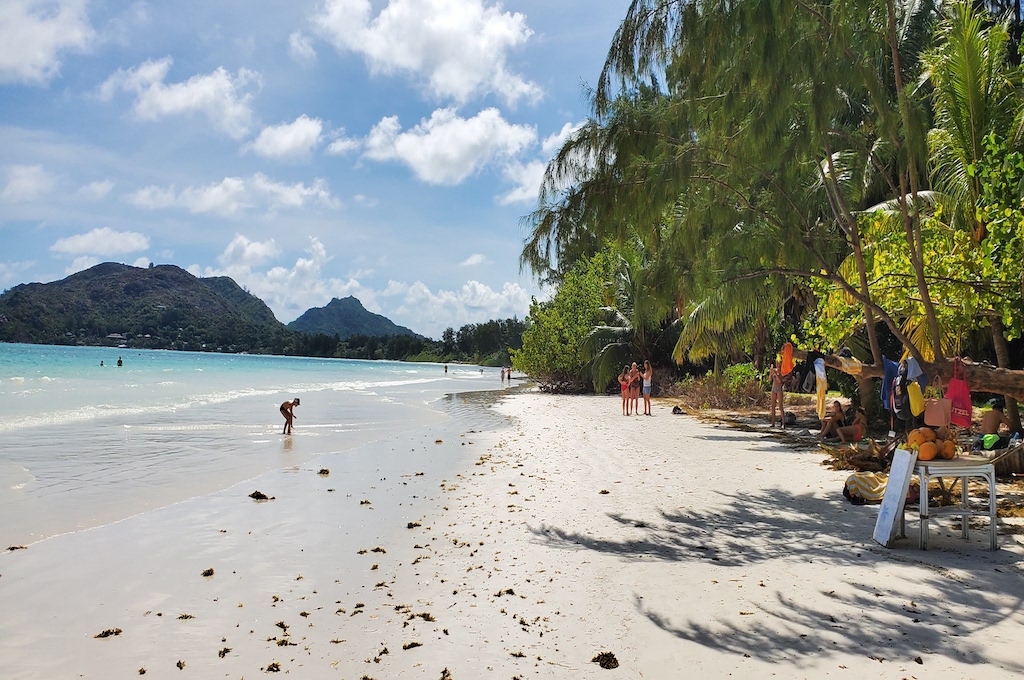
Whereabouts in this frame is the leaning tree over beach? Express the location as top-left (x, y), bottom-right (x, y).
top-left (521, 0), bottom-right (1024, 406)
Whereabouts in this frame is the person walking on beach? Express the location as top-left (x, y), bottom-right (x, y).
top-left (618, 365), bottom-right (631, 415)
top-left (500, 367), bottom-right (505, 383)
top-left (642, 360), bottom-right (654, 415)
top-left (769, 360), bottom-right (786, 428)
top-left (280, 398), bottom-right (300, 434)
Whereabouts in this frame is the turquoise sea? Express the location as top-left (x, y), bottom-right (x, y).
top-left (0, 343), bottom-right (505, 546)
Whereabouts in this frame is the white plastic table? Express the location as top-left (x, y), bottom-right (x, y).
top-left (902, 457), bottom-right (997, 550)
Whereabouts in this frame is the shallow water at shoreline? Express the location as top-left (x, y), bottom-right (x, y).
top-left (0, 343), bottom-right (514, 545)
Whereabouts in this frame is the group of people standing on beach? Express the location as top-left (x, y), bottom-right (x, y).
top-left (618, 361), bottom-right (653, 416)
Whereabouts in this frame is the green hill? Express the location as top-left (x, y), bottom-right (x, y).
top-left (0, 262), bottom-right (295, 352)
top-left (287, 296), bottom-right (419, 340)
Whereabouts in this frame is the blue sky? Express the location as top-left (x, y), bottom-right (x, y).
top-left (0, 0), bottom-right (626, 337)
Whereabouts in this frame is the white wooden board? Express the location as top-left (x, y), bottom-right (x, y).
top-left (873, 448), bottom-right (918, 548)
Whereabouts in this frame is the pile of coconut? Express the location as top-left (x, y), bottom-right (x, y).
top-left (906, 426), bottom-right (960, 460)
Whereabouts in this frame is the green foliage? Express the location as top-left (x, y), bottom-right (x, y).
top-left (671, 363), bottom-right (769, 410)
top-left (511, 253), bottom-right (611, 391)
top-left (582, 239), bottom-right (677, 390)
top-left (722, 363), bottom-right (763, 393)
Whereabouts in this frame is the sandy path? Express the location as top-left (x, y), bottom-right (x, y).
top-left (334, 392), bottom-right (1024, 679)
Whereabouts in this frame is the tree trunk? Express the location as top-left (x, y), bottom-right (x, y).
top-left (991, 316), bottom-right (1023, 432)
top-left (792, 349), bottom-right (1024, 404)
top-left (885, 0), bottom-right (944, 361)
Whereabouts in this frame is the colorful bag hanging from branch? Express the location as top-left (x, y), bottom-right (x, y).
top-left (947, 358), bottom-right (973, 428)
top-left (923, 377), bottom-right (951, 427)
top-left (907, 381), bottom-right (925, 416)
top-left (781, 342), bottom-right (794, 376)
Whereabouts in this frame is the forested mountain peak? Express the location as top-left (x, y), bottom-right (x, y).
top-left (287, 296), bottom-right (419, 340)
top-left (0, 262), bottom-right (290, 352)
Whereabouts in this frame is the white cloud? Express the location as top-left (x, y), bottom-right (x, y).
top-left (193, 236), bottom-right (530, 335)
top-left (353, 194), bottom-right (378, 207)
top-left (1, 164), bottom-right (54, 201)
top-left (249, 115), bottom-right (323, 161)
top-left (127, 173), bottom-right (338, 216)
top-left (98, 57), bottom-right (261, 138)
top-left (0, 259), bottom-right (35, 285)
top-left (288, 31), bottom-right (317, 65)
top-left (196, 236), bottom-right (358, 321)
top-left (78, 179), bottom-right (115, 199)
top-left (541, 121), bottom-right (583, 157)
top-left (0, 0), bottom-right (93, 84)
top-left (497, 159), bottom-right (545, 205)
top-left (326, 135), bottom-right (361, 156)
top-left (65, 255), bottom-right (99, 274)
top-left (218, 234), bottom-right (280, 268)
top-left (381, 279), bottom-right (531, 336)
top-left (459, 253), bottom-right (489, 266)
top-left (132, 256), bottom-right (151, 268)
top-left (313, 0), bottom-right (541, 106)
top-left (101, 1), bottom-right (150, 47)
top-left (50, 227), bottom-right (150, 256)
top-left (364, 107), bottom-right (535, 184)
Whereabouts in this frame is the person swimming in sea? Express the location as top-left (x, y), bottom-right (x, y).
top-left (280, 398), bottom-right (300, 434)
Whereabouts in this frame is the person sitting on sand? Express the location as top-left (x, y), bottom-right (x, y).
top-left (975, 401), bottom-right (1012, 449)
top-left (642, 360), bottom-right (654, 416)
top-left (618, 366), bottom-right (631, 416)
top-left (280, 398), bottom-right (300, 434)
top-left (837, 407), bottom-right (868, 443)
top-left (769, 360), bottom-right (786, 429)
top-left (817, 400), bottom-right (845, 442)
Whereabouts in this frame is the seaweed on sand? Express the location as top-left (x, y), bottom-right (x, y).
top-left (592, 652), bottom-right (619, 669)
top-left (94, 628), bottom-right (122, 638)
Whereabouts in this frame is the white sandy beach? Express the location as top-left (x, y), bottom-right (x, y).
top-left (2, 390), bottom-right (1023, 679)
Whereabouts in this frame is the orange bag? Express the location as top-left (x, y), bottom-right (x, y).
top-left (781, 342), bottom-right (794, 376)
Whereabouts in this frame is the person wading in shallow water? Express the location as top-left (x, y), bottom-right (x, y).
top-left (280, 398), bottom-right (300, 434)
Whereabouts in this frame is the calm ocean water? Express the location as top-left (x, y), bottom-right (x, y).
top-left (0, 343), bottom-right (505, 545)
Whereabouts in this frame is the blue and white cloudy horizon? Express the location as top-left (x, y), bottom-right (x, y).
top-left (0, 0), bottom-right (627, 338)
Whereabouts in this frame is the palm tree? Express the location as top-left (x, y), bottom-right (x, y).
top-left (582, 237), bottom-right (677, 390)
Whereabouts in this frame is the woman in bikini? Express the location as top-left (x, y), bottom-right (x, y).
top-left (280, 397), bottom-right (300, 434)
top-left (641, 360), bottom-right (654, 415)
top-left (817, 400), bottom-right (845, 442)
top-left (838, 408), bottom-right (868, 443)
top-left (618, 366), bottom-right (630, 415)
top-left (769, 360), bottom-right (786, 428)
top-left (628, 362), bottom-right (641, 416)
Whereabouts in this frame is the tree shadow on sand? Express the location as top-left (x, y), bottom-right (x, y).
top-left (531, 488), bottom-right (1024, 672)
